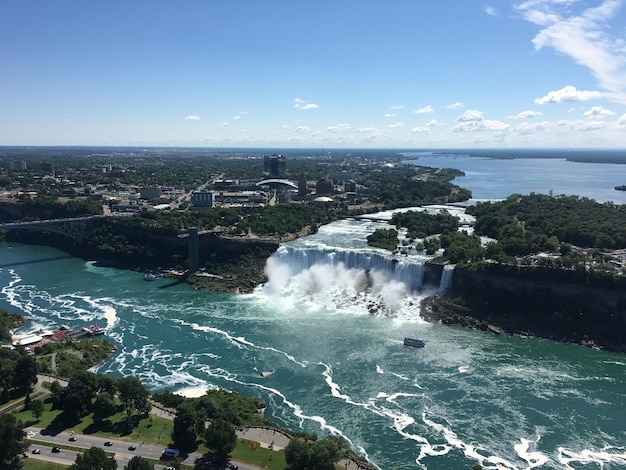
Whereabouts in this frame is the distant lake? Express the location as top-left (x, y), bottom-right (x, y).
top-left (402, 151), bottom-right (626, 204)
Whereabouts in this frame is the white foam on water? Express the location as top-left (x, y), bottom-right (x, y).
top-left (0, 269), bottom-right (23, 308)
top-left (420, 413), bottom-right (518, 469)
top-left (178, 320), bottom-right (309, 368)
top-left (558, 446), bottom-right (626, 469)
top-left (514, 438), bottom-right (550, 468)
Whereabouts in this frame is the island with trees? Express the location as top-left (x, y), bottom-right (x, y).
top-left (371, 194), bottom-right (626, 351)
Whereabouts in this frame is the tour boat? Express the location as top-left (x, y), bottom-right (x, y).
top-left (403, 337), bottom-right (425, 348)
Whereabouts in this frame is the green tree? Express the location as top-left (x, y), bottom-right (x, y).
top-left (284, 438), bottom-right (341, 470)
top-left (69, 446), bottom-right (117, 470)
top-left (13, 353), bottom-right (37, 393)
top-left (29, 398), bottom-right (44, 420)
top-left (49, 380), bottom-right (64, 408)
top-left (123, 456), bottom-right (154, 470)
top-left (172, 400), bottom-right (198, 451)
top-left (204, 419), bottom-right (237, 458)
top-left (0, 414), bottom-right (28, 469)
top-left (93, 392), bottom-right (118, 424)
top-left (117, 376), bottom-right (151, 433)
top-left (60, 371), bottom-right (100, 420)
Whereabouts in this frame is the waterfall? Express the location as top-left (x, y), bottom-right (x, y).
top-left (439, 264), bottom-right (454, 291)
top-left (271, 245), bottom-right (426, 291)
top-left (259, 213), bottom-right (454, 318)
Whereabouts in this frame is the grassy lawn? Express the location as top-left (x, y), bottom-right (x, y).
top-left (24, 458), bottom-right (68, 469)
top-left (231, 439), bottom-right (286, 470)
top-left (13, 397), bottom-right (175, 447)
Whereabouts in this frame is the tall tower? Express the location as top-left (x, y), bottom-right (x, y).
top-left (188, 227), bottom-right (199, 272)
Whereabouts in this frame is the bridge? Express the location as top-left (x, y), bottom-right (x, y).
top-left (0, 215), bottom-right (107, 242)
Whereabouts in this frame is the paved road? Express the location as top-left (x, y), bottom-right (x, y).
top-left (25, 426), bottom-right (256, 470)
top-left (27, 427), bottom-right (171, 469)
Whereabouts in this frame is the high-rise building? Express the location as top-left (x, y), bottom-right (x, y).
top-left (263, 154), bottom-right (286, 178)
top-left (191, 189), bottom-right (214, 207)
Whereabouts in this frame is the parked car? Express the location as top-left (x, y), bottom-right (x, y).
top-left (51, 447), bottom-right (61, 453)
top-left (31, 449), bottom-right (41, 454)
top-left (104, 441), bottom-right (113, 447)
top-left (69, 436), bottom-right (77, 442)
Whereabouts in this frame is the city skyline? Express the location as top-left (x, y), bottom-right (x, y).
top-left (2, 0), bottom-right (626, 149)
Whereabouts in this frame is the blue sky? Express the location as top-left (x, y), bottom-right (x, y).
top-left (1, 0), bottom-right (626, 149)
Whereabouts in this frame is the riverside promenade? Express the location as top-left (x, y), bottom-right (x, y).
top-left (4, 375), bottom-right (375, 470)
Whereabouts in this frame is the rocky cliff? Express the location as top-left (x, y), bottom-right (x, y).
top-left (425, 264), bottom-right (626, 352)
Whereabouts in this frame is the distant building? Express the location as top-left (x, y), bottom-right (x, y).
top-left (140, 187), bottom-right (161, 199)
top-left (344, 181), bottom-right (356, 192)
top-left (329, 171), bottom-right (356, 181)
top-left (298, 176), bottom-right (309, 196)
top-left (215, 191), bottom-right (266, 206)
top-left (191, 189), bottom-right (215, 207)
top-left (264, 154), bottom-right (286, 178)
top-left (315, 179), bottom-right (333, 195)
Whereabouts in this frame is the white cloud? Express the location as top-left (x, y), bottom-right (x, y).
top-left (513, 121), bottom-right (553, 135)
top-left (294, 126), bottom-right (310, 133)
top-left (232, 115), bottom-right (241, 120)
top-left (388, 122), bottom-right (405, 128)
top-left (457, 109), bottom-right (484, 122)
top-left (574, 120), bottom-right (606, 131)
top-left (184, 115), bottom-right (200, 121)
top-left (618, 113), bottom-right (626, 125)
top-left (281, 125), bottom-right (290, 130)
top-left (445, 102), bottom-right (463, 109)
top-left (483, 119), bottom-right (511, 131)
top-left (294, 98), bottom-right (319, 110)
top-left (220, 122), bottom-right (229, 126)
top-left (355, 126), bottom-right (379, 133)
top-left (327, 123), bottom-right (352, 133)
top-left (384, 113), bottom-right (397, 118)
top-left (535, 85), bottom-right (602, 104)
top-left (411, 127), bottom-right (430, 135)
top-left (389, 105), bottom-right (404, 110)
top-left (509, 110), bottom-right (543, 119)
top-left (454, 109), bottom-right (509, 132)
top-left (485, 5), bottom-right (498, 17)
top-left (413, 105), bottom-right (434, 114)
top-left (426, 119), bottom-right (440, 127)
top-left (516, 0), bottom-right (626, 103)
top-left (583, 105), bottom-right (615, 119)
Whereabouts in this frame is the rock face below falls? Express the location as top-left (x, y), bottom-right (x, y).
top-left (431, 265), bottom-right (626, 352)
